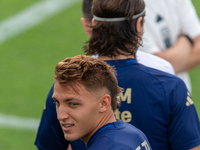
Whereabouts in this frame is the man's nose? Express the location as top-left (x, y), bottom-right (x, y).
top-left (56, 104), bottom-right (70, 121)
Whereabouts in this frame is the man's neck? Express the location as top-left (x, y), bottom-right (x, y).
top-left (82, 110), bottom-right (116, 144)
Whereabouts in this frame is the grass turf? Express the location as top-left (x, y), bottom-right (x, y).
top-left (0, 0), bottom-right (199, 149)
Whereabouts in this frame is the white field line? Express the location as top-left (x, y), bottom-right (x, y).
top-left (0, 0), bottom-right (80, 45)
top-left (0, 0), bottom-right (78, 131)
top-left (0, 114), bottom-right (40, 131)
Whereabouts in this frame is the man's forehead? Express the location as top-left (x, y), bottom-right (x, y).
top-left (53, 81), bottom-right (89, 96)
top-left (53, 82), bottom-right (79, 100)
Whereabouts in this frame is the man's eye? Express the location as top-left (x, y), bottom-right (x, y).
top-left (53, 101), bottom-right (59, 106)
top-left (69, 103), bottom-right (78, 107)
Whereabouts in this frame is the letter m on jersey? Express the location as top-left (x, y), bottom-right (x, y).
top-left (119, 88), bottom-right (131, 104)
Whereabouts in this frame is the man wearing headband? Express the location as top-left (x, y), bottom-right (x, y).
top-left (90, 7), bottom-right (175, 75)
top-left (83, 0), bottom-right (200, 150)
top-left (93, 8), bottom-right (145, 22)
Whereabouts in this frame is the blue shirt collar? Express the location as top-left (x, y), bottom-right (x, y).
top-left (85, 123), bottom-right (115, 149)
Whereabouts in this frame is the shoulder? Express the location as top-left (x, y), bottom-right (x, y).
top-left (135, 63), bottom-right (187, 97)
top-left (132, 61), bottom-right (176, 82)
top-left (94, 121), bottom-right (151, 150)
top-left (116, 121), bottom-right (149, 140)
top-left (98, 120), bottom-right (147, 140)
top-left (115, 59), bottom-right (178, 91)
top-left (104, 120), bottom-right (148, 146)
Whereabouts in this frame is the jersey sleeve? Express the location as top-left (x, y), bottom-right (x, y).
top-left (34, 84), bottom-right (69, 150)
top-left (90, 137), bottom-right (152, 150)
top-left (177, 0), bottom-right (200, 39)
top-left (168, 79), bottom-right (200, 150)
top-left (89, 128), bottom-right (152, 150)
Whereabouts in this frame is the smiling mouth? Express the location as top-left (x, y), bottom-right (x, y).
top-left (62, 124), bottom-right (74, 131)
top-left (64, 124), bottom-right (74, 128)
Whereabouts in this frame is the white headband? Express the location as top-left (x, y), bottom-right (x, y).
top-left (93, 8), bottom-right (145, 22)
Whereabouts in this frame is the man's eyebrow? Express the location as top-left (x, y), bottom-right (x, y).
top-left (64, 98), bottom-right (79, 102)
top-left (52, 97), bottom-right (80, 102)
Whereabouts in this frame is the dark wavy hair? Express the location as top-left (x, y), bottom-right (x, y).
top-left (83, 0), bottom-right (145, 58)
top-left (54, 55), bottom-right (122, 111)
top-left (82, 0), bottom-right (93, 22)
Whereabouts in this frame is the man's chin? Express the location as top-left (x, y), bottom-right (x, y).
top-left (64, 134), bottom-right (79, 141)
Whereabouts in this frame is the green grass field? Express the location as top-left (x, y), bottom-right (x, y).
top-left (0, 0), bottom-right (199, 149)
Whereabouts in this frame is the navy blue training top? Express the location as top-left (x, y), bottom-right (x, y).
top-left (35, 59), bottom-right (200, 150)
top-left (86, 119), bottom-right (152, 150)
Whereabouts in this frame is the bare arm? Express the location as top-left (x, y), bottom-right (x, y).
top-left (154, 35), bottom-right (192, 74)
top-left (189, 145), bottom-right (200, 150)
top-left (183, 35), bottom-right (200, 71)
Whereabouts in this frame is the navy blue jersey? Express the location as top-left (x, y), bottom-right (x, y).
top-left (35, 59), bottom-right (200, 150)
top-left (86, 119), bottom-right (152, 150)
top-left (106, 59), bottom-right (200, 150)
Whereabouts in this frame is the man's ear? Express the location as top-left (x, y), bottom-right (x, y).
top-left (99, 94), bottom-right (111, 113)
top-left (81, 17), bottom-right (91, 37)
top-left (136, 17), bottom-right (144, 33)
top-left (92, 18), bottom-right (95, 25)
